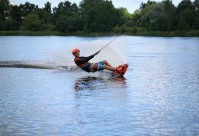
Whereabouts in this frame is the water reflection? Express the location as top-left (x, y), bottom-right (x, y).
top-left (74, 76), bottom-right (127, 91)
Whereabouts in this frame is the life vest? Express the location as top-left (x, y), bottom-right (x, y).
top-left (74, 55), bottom-right (94, 72)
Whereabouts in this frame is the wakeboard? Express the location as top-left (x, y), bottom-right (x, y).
top-left (114, 64), bottom-right (128, 78)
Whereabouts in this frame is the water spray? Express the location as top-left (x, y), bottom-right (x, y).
top-left (99, 35), bottom-right (119, 52)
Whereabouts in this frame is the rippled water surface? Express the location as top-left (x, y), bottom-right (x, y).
top-left (0, 36), bottom-right (199, 135)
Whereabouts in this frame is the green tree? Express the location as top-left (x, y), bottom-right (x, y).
top-left (53, 1), bottom-right (73, 17)
top-left (116, 8), bottom-right (131, 27)
top-left (34, 2), bottom-right (53, 30)
top-left (193, 0), bottom-right (199, 9)
top-left (7, 4), bottom-right (23, 30)
top-left (161, 0), bottom-right (177, 31)
top-left (140, 0), bottom-right (156, 10)
top-left (138, 0), bottom-right (177, 31)
top-left (10, 5), bottom-right (22, 22)
top-left (0, 0), bottom-right (9, 16)
top-left (35, 8), bottom-right (51, 24)
top-left (178, 9), bottom-right (195, 30)
top-left (177, 0), bottom-right (195, 30)
top-left (80, 0), bottom-right (118, 32)
top-left (4, 17), bottom-right (20, 30)
top-left (22, 13), bottom-right (43, 31)
top-left (19, 2), bottom-right (38, 16)
top-left (56, 15), bottom-right (83, 32)
top-left (129, 10), bottom-right (142, 26)
top-left (53, 1), bottom-right (79, 24)
top-left (44, 1), bottom-right (51, 13)
top-left (138, 2), bottom-right (163, 29)
top-left (53, 1), bottom-right (81, 32)
top-left (177, 0), bottom-right (195, 12)
top-left (0, 0), bottom-right (9, 30)
top-left (193, 0), bottom-right (199, 29)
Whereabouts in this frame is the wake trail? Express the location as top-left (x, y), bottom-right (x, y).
top-left (0, 36), bottom-right (128, 71)
top-left (0, 61), bottom-right (78, 71)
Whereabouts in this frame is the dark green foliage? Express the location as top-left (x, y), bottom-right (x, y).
top-left (176, 0), bottom-right (196, 30)
top-left (53, 1), bottom-right (82, 32)
top-left (19, 2), bottom-right (38, 16)
top-left (0, 0), bottom-right (9, 29)
top-left (22, 13), bottom-right (43, 31)
top-left (0, 0), bottom-right (198, 35)
top-left (79, 0), bottom-right (119, 32)
top-left (140, 0), bottom-right (157, 10)
top-left (128, 0), bottom-right (199, 32)
top-left (56, 16), bottom-right (83, 32)
top-left (44, 1), bottom-right (51, 13)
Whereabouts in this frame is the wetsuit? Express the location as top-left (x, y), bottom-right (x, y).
top-left (74, 55), bottom-right (95, 72)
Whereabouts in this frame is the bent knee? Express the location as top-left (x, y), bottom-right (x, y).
top-left (104, 60), bottom-right (108, 63)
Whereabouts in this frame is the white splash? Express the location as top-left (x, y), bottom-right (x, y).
top-left (69, 36), bottom-right (128, 67)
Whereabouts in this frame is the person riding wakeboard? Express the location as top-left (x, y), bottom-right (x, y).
top-left (72, 48), bottom-right (127, 75)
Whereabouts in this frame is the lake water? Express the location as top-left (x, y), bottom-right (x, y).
top-left (0, 36), bottom-right (199, 135)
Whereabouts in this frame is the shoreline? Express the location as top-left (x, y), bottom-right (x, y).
top-left (0, 30), bottom-right (199, 37)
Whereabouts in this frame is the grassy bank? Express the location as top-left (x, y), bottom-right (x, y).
top-left (0, 30), bottom-right (199, 37)
top-left (114, 26), bottom-right (199, 37)
top-left (0, 31), bottom-right (117, 37)
top-left (0, 31), bottom-right (61, 36)
top-left (127, 30), bottom-right (199, 37)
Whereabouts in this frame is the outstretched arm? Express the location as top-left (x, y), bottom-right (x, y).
top-left (75, 50), bottom-right (101, 64)
top-left (75, 55), bottom-right (94, 64)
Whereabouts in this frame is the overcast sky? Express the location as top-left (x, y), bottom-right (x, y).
top-left (12, 0), bottom-right (188, 13)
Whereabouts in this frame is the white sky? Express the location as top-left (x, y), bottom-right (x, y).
top-left (12, 0), bottom-right (188, 13)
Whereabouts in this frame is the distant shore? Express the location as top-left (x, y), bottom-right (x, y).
top-left (0, 30), bottom-right (199, 37)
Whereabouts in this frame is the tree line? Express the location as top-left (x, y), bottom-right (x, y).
top-left (0, 0), bottom-right (198, 34)
top-left (131, 0), bottom-right (199, 32)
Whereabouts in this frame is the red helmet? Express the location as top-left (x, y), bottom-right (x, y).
top-left (72, 48), bottom-right (80, 54)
